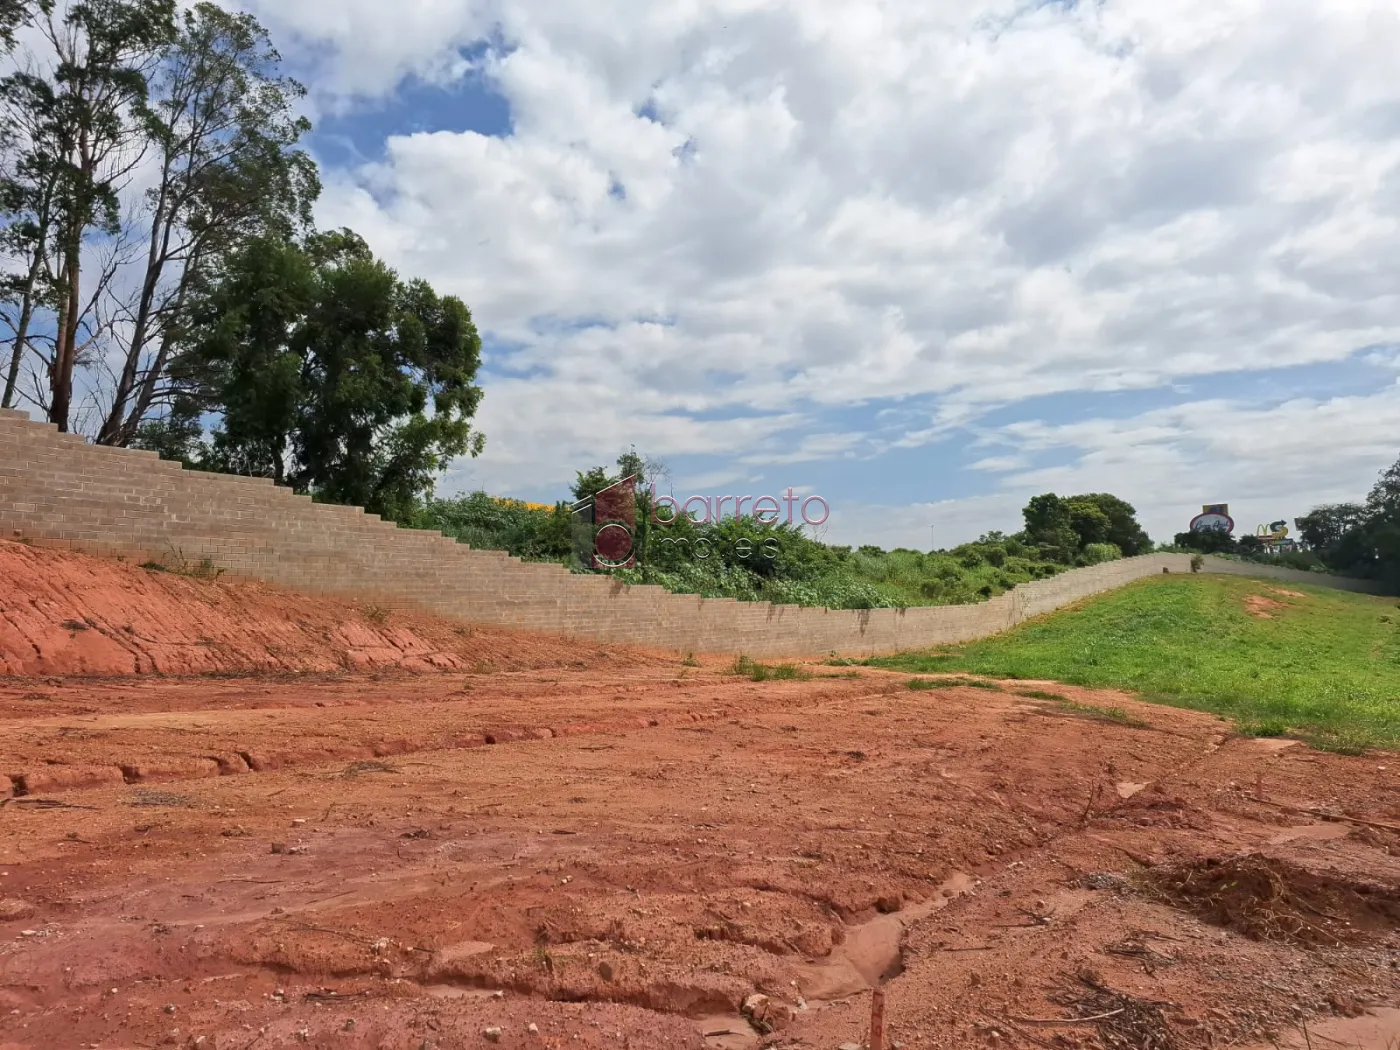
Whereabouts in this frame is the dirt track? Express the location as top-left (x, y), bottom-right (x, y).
top-left (2, 542), bottom-right (1399, 1050)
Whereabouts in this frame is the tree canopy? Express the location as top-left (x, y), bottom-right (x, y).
top-left (1295, 457), bottom-right (1400, 583)
top-left (139, 229), bottom-right (485, 521)
top-left (0, 0), bottom-right (484, 522)
top-left (1021, 491), bottom-right (1151, 563)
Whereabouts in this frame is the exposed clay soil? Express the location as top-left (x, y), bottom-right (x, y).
top-left (0, 540), bottom-right (669, 677)
top-left (2, 542), bottom-right (1400, 1050)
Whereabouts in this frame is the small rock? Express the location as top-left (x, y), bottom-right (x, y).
top-left (483, 1027), bottom-right (502, 1042)
top-left (270, 842), bottom-right (287, 854)
top-left (1080, 872), bottom-right (1126, 891)
top-left (527, 1023), bottom-right (539, 1035)
top-left (489, 990), bottom-right (505, 1000)
top-left (839, 1043), bottom-right (863, 1050)
top-left (597, 960), bottom-right (614, 982)
top-left (164, 1004), bottom-right (177, 1015)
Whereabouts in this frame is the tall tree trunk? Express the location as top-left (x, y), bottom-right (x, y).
top-left (49, 234), bottom-right (80, 431)
top-left (3, 170), bottom-right (57, 411)
top-left (97, 171), bottom-right (173, 444)
top-left (2, 288), bottom-right (37, 409)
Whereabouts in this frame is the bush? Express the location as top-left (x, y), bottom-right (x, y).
top-left (1080, 543), bottom-right (1123, 566)
top-left (411, 489), bottom-right (1080, 612)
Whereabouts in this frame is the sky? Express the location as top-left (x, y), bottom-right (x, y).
top-left (224, 0), bottom-right (1400, 548)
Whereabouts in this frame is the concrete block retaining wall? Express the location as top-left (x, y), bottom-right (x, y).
top-left (0, 407), bottom-right (1387, 657)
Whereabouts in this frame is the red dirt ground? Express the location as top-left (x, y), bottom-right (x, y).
top-left (2, 540), bottom-right (1399, 1050)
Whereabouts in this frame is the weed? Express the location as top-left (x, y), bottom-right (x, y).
top-left (139, 547), bottom-right (224, 580)
top-left (1051, 699), bottom-right (1149, 728)
top-left (1016, 688), bottom-right (1068, 702)
top-left (907, 675), bottom-right (1005, 692)
top-left (951, 676), bottom-right (1004, 691)
top-left (363, 605), bottom-right (390, 626)
top-left (681, 651), bottom-right (700, 667)
top-left (768, 663), bottom-right (810, 681)
top-left (730, 655), bottom-right (811, 682)
top-left (1238, 718), bottom-right (1292, 739)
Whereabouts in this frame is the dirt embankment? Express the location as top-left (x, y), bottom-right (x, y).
top-left (0, 543), bottom-right (1399, 1050)
top-left (0, 539), bottom-right (666, 677)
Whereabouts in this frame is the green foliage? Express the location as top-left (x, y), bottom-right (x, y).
top-left (730, 655), bottom-right (811, 682)
top-left (410, 483), bottom-right (1075, 612)
top-left (1294, 458), bottom-right (1400, 585)
top-left (1022, 493), bottom-right (1080, 561)
top-left (1079, 543), bottom-right (1123, 566)
top-left (1173, 528), bottom-right (1237, 555)
top-left (158, 229), bottom-right (485, 521)
top-left (0, 0), bottom-right (179, 427)
top-left (874, 575), bottom-right (1400, 750)
top-left (411, 493), bottom-right (570, 560)
top-left (1022, 491), bottom-right (1150, 563)
top-left (97, 1), bottom-right (319, 446)
top-left (571, 466), bottom-right (615, 503)
top-left (1049, 699), bottom-right (1148, 728)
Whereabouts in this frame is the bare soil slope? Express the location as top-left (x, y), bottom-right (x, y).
top-left (0, 539), bottom-right (667, 677)
top-left (1, 544), bottom-right (1398, 1050)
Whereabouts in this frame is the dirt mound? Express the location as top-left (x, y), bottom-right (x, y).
top-left (0, 539), bottom-right (664, 676)
top-left (1243, 594), bottom-right (1288, 618)
top-left (1146, 853), bottom-right (1400, 946)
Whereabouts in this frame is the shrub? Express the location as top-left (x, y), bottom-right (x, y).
top-left (1081, 543), bottom-right (1123, 566)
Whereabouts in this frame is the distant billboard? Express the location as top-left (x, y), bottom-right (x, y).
top-left (1189, 504), bottom-right (1234, 533)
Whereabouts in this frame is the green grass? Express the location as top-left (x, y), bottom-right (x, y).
top-left (908, 675), bottom-right (1004, 692)
top-left (1048, 699), bottom-right (1149, 729)
top-left (730, 655), bottom-right (812, 682)
top-left (873, 575), bottom-right (1400, 752)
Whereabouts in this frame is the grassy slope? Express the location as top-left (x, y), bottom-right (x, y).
top-left (871, 575), bottom-right (1400, 752)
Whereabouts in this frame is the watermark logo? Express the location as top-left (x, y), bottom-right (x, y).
top-left (650, 486), bottom-right (829, 527)
top-left (570, 479), bottom-right (828, 571)
top-left (571, 476), bottom-right (637, 569)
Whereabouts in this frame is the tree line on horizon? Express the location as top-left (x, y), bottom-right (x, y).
top-left (0, 0), bottom-right (485, 521)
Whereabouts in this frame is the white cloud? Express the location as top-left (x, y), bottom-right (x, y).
top-left (230, 0), bottom-right (1400, 538)
top-left (903, 381), bottom-right (1400, 547)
